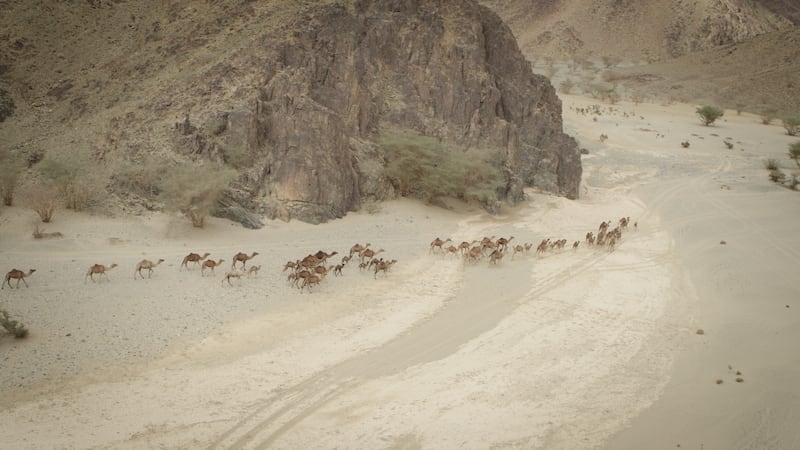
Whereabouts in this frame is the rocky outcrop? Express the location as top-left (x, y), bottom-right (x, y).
top-left (189, 0), bottom-right (580, 223)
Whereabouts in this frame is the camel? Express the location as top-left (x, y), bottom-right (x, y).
top-left (221, 270), bottom-right (243, 286)
top-left (496, 236), bottom-right (514, 251)
top-left (202, 259), bottom-right (225, 276)
top-left (572, 241), bottom-right (580, 251)
top-left (283, 260), bottom-right (301, 272)
top-left (430, 238), bottom-right (451, 253)
top-left (333, 264), bottom-right (345, 276)
top-left (292, 270), bottom-right (313, 288)
top-left (524, 242), bottom-right (533, 253)
top-left (360, 248), bottom-right (385, 263)
top-left (247, 265), bottom-right (261, 277)
top-left (232, 251), bottom-right (258, 269)
top-left (313, 250), bottom-right (338, 263)
top-left (350, 243), bottom-right (370, 258)
top-left (444, 245), bottom-right (459, 257)
top-left (488, 249), bottom-right (504, 265)
top-left (340, 255), bottom-right (351, 266)
top-left (85, 264), bottom-right (117, 283)
top-left (536, 239), bottom-right (550, 256)
top-left (300, 272), bottom-right (326, 292)
top-left (135, 258), bottom-right (165, 280)
top-left (3, 269), bottom-right (36, 289)
top-left (358, 262), bottom-right (369, 272)
top-left (373, 259), bottom-right (397, 279)
top-left (313, 265), bottom-right (334, 276)
top-left (511, 244), bottom-right (525, 260)
top-left (585, 232), bottom-right (594, 245)
top-left (465, 246), bottom-right (483, 264)
top-left (458, 240), bottom-right (477, 255)
top-left (181, 252), bottom-right (210, 271)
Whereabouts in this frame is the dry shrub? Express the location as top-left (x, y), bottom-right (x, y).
top-left (0, 154), bottom-right (25, 206)
top-left (22, 184), bottom-right (61, 222)
top-left (111, 156), bottom-right (169, 198)
top-left (1, 309), bottom-right (29, 339)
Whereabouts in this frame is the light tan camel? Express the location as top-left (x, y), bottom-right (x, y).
top-left (85, 264), bottom-right (117, 283)
top-left (181, 252), bottom-right (210, 271)
top-left (444, 245), bottom-right (459, 257)
top-left (496, 236), bottom-right (514, 251)
top-left (300, 273), bottom-right (326, 292)
top-left (458, 240), bottom-right (477, 255)
top-left (221, 270), bottom-right (243, 286)
top-left (232, 252), bottom-right (258, 269)
top-left (350, 243), bottom-right (370, 258)
top-left (135, 259), bottom-right (165, 280)
top-left (283, 260), bottom-right (300, 272)
top-left (247, 265), bottom-right (261, 277)
top-left (3, 269), bottom-right (36, 289)
top-left (373, 259), bottom-right (397, 279)
top-left (511, 244), bottom-right (525, 260)
top-left (202, 259), bottom-right (225, 276)
top-left (430, 238), bottom-right (451, 253)
top-left (465, 246), bottom-right (483, 263)
top-left (488, 249), bottom-right (504, 265)
top-left (360, 248), bottom-right (385, 263)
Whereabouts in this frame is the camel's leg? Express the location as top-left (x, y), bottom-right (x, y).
top-left (21, 277), bottom-right (29, 288)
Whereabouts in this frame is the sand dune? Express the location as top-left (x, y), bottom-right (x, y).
top-left (1, 96), bottom-right (798, 449)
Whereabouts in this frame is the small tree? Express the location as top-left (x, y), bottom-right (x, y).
top-left (0, 156), bottom-right (25, 206)
top-left (22, 184), bottom-right (61, 222)
top-left (789, 141), bottom-right (800, 168)
top-left (696, 105), bottom-right (724, 126)
top-left (36, 149), bottom-right (107, 211)
top-left (158, 162), bottom-right (236, 227)
top-left (783, 117), bottom-right (800, 136)
top-left (1, 309), bottom-right (29, 339)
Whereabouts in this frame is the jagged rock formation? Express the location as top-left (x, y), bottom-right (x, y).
top-left (0, 0), bottom-right (581, 225)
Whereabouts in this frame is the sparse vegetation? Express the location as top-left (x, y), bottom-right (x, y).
top-left (111, 156), bottom-right (169, 198)
top-left (764, 159), bottom-right (780, 170)
top-left (1, 309), bottom-right (29, 339)
top-left (22, 184), bottom-right (61, 223)
top-left (36, 149), bottom-right (108, 211)
top-left (760, 108), bottom-right (777, 125)
top-left (783, 117), bottom-right (800, 136)
top-left (381, 130), bottom-right (506, 210)
top-left (696, 105), bottom-right (724, 126)
top-left (0, 154), bottom-right (25, 206)
top-left (789, 142), bottom-right (800, 168)
top-left (158, 162), bottom-right (237, 227)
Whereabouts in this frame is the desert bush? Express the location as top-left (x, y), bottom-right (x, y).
top-left (0, 155), bottom-right (25, 206)
top-left (789, 142), bottom-right (800, 168)
top-left (22, 184), bottom-right (60, 222)
top-left (381, 130), bottom-right (506, 209)
top-left (789, 174), bottom-right (799, 191)
top-left (782, 117), bottom-right (800, 136)
top-left (696, 105), bottom-right (724, 126)
top-left (1, 309), bottom-right (29, 339)
top-left (769, 169), bottom-right (786, 183)
top-left (559, 78), bottom-right (575, 94)
top-left (158, 161), bottom-right (237, 227)
top-left (585, 83), bottom-right (619, 103)
top-left (111, 156), bottom-right (169, 198)
top-left (36, 149), bottom-right (107, 211)
top-left (764, 159), bottom-right (780, 170)
top-left (760, 108), bottom-right (777, 125)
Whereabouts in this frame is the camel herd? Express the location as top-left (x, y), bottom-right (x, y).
top-left (430, 216), bottom-right (636, 265)
top-left (282, 243), bottom-right (398, 292)
top-left (3, 216), bottom-right (636, 291)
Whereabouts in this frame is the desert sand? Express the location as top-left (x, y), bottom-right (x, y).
top-left (1, 96), bottom-right (799, 449)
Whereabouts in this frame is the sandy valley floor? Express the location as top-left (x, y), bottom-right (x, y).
top-left (1, 96), bottom-right (799, 449)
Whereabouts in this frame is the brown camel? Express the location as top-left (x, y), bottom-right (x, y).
top-left (458, 240), bottom-right (477, 255)
top-left (232, 252), bottom-right (258, 269)
top-left (221, 270), bottom-right (243, 286)
top-left (85, 264), bottom-right (117, 283)
top-left (488, 249), bottom-right (504, 265)
top-left (313, 250), bottom-right (338, 263)
top-left (3, 269), bottom-right (36, 289)
top-left (291, 270), bottom-right (313, 288)
top-left (350, 243), bottom-right (370, 258)
top-left (430, 238), bottom-right (451, 253)
top-left (373, 259), bottom-right (397, 278)
top-left (135, 259), bottom-right (165, 280)
top-left (360, 248), bottom-right (385, 263)
top-left (202, 259), bottom-right (225, 276)
top-left (181, 252), bottom-right (210, 271)
top-left (465, 246), bottom-right (483, 264)
top-left (496, 236), bottom-right (514, 251)
top-left (511, 244), bottom-right (525, 260)
top-left (444, 245), bottom-right (459, 257)
top-left (247, 265), bottom-right (261, 277)
top-left (333, 264), bottom-right (345, 276)
top-left (300, 273), bottom-right (326, 292)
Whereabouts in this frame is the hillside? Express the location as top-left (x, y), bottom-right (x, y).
top-left (0, 0), bottom-right (581, 225)
top-left (481, 0), bottom-right (799, 116)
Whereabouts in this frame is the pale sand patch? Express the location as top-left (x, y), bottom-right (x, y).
top-left (1, 96), bottom-right (798, 449)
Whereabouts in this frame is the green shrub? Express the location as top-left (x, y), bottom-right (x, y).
top-left (783, 117), bottom-right (800, 136)
top-left (696, 105), bottom-right (724, 126)
top-left (36, 149), bottom-right (107, 211)
top-left (158, 162), bottom-right (237, 227)
top-left (381, 130), bottom-right (506, 209)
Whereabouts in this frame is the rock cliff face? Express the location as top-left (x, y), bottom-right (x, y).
top-left (192, 0), bottom-right (580, 223)
top-left (0, 0), bottom-right (581, 225)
